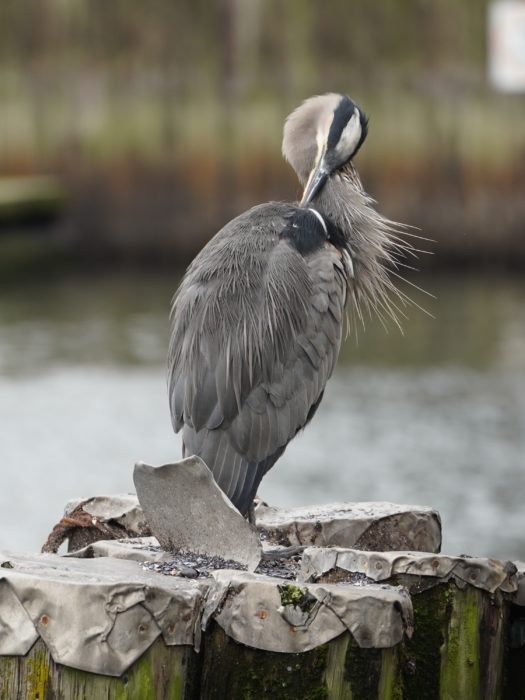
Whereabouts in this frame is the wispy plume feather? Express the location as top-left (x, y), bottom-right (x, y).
top-left (316, 163), bottom-right (432, 337)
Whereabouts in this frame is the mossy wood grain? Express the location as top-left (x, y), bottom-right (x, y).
top-left (0, 638), bottom-right (200, 700)
top-left (0, 581), bottom-right (519, 699)
top-left (503, 604), bottom-right (525, 700)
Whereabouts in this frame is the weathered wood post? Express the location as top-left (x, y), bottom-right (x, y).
top-left (0, 495), bottom-right (523, 699)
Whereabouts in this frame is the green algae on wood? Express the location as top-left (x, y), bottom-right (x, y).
top-left (0, 654), bottom-right (22, 700)
top-left (400, 582), bottom-right (453, 699)
top-left (344, 638), bottom-right (383, 700)
top-left (479, 591), bottom-right (507, 700)
top-left (60, 639), bottom-right (191, 700)
top-left (200, 623), bottom-right (330, 700)
top-left (323, 632), bottom-right (353, 700)
top-left (278, 583), bottom-right (314, 610)
top-left (378, 646), bottom-right (403, 700)
top-left (0, 577), bottom-right (519, 699)
top-left (24, 643), bottom-right (51, 699)
top-left (440, 584), bottom-right (481, 700)
top-left (322, 632), bottom-right (402, 700)
top-left (504, 605), bottom-right (525, 700)
top-left (0, 638), bottom-right (198, 700)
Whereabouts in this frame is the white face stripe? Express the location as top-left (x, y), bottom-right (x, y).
top-left (335, 107), bottom-right (362, 161)
top-left (302, 100), bottom-right (362, 202)
top-left (307, 207), bottom-right (328, 235)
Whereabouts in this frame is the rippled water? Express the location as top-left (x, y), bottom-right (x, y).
top-left (1, 271), bottom-right (524, 559)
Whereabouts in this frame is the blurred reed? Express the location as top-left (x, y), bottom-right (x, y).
top-left (0, 0), bottom-right (524, 266)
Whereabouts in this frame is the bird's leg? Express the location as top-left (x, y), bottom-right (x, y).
top-left (247, 502), bottom-right (256, 526)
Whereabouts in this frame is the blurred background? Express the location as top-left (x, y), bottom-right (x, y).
top-left (0, 0), bottom-right (524, 558)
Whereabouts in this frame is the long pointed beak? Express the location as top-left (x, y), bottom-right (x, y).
top-left (300, 157), bottom-right (329, 206)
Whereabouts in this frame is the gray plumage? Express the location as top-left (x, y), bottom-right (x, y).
top-left (168, 93), bottom-right (415, 515)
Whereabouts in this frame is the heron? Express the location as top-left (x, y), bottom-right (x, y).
top-left (168, 93), bottom-right (415, 517)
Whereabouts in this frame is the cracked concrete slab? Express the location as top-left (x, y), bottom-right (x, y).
top-left (133, 458), bottom-right (261, 571)
top-left (255, 501), bottom-right (442, 552)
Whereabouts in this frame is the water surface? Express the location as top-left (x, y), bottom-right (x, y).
top-left (1, 271), bottom-right (524, 558)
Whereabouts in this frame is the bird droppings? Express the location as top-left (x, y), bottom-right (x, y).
top-left (256, 553), bottom-right (302, 581)
top-left (312, 567), bottom-right (376, 586)
top-left (258, 527), bottom-right (292, 548)
top-left (141, 548), bottom-right (302, 581)
top-left (142, 551), bottom-right (248, 578)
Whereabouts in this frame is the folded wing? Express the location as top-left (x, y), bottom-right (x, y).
top-left (168, 203), bottom-right (347, 514)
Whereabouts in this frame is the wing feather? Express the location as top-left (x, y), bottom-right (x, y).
top-left (169, 204), bottom-right (347, 514)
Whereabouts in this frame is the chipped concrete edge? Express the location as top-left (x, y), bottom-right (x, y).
top-left (0, 549), bottom-right (414, 676)
top-left (300, 548), bottom-right (519, 595)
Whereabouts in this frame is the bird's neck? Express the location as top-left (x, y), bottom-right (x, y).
top-left (310, 163), bottom-right (370, 237)
top-left (309, 163), bottom-right (404, 311)
top-left (304, 163), bottom-right (416, 333)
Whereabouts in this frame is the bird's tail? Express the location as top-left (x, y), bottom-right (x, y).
top-left (182, 425), bottom-right (284, 516)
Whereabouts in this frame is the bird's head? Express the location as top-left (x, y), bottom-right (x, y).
top-left (282, 93), bottom-right (368, 205)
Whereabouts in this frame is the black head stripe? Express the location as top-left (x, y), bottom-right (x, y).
top-left (327, 95), bottom-right (368, 159)
top-left (327, 96), bottom-right (356, 149)
top-left (354, 110), bottom-right (369, 157)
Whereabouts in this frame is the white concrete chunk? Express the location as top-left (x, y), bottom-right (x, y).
top-left (133, 457), bottom-right (262, 572)
top-left (256, 501), bottom-right (442, 552)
